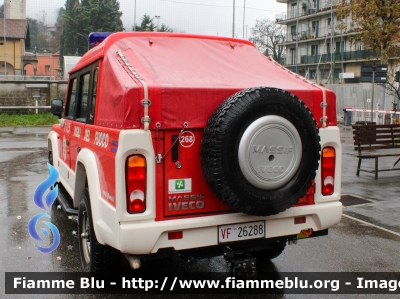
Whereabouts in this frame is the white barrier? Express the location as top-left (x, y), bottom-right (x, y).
top-left (344, 108), bottom-right (400, 124)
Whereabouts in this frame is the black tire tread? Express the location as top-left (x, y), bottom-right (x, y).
top-left (78, 188), bottom-right (120, 273)
top-left (201, 87), bottom-right (320, 216)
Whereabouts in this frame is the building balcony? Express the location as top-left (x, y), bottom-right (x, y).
top-left (23, 55), bottom-right (38, 63)
top-left (298, 50), bottom-right (377, 65)
top-left (286, 47), bottom-right (400, 68)
top-left (276, 0), bottom-right (341, 24)
top-left (284, 25), bottom-right (356, 44)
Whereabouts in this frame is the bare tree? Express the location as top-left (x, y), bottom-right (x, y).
top-left (249, 19), bottom-right (286, 65)
top-left (385, 70), bottom-right (400, 107)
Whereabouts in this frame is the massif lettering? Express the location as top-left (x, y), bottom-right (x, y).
top-left (252, 146), bottom-right (293, 154)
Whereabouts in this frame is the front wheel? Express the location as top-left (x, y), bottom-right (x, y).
top-left (78, 188), bottom-right (120, 273)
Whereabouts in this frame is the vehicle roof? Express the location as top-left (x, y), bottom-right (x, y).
top-left (68, 32), bottom-right (336, 129)
top-left (70, 32), bottom-right (255, 74)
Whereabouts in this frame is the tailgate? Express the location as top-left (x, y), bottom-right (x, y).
top-left (162, 129), bottom-right (231, 218)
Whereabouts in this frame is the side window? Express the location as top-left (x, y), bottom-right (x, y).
top-left (77, 72), bottom-right (90, 121)
top-left (65, 78), bottom-right (77, 119)
top-left (89, 67), bottom-right (98, 123)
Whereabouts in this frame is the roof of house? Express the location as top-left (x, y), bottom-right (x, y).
top-left (0, 19), bottom-right (29, 39)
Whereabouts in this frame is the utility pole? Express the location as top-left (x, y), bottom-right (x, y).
top-left (3, 0), bottom-right (6, 76)
top-left (232, 0), bottom-right (235, 38)
top-left (242, 0), bottom-right (246, 39)
top-left (294, 0), bottom-right (299, 73)
top-left (133, 0), bottom-right (136, 31)
top-left (333, 47), bottom-right (336, 84)
top-left (371, 64), bottom-right (376, 122)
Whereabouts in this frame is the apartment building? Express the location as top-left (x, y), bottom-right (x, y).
top-left (275, 0), bottom-right (395, 84)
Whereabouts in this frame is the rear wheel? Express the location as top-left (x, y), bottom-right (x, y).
top-left (78, 188), bottom-right (120, 273)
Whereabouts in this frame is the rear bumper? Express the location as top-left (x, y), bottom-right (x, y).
top-left (118, 201), bottom-right (342, 255)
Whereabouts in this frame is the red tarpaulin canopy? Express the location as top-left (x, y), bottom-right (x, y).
top-left (70, 32), bottom-right (336, 130)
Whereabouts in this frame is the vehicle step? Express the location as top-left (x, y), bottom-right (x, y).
top-left (57, 184), bottom-right (78, 215)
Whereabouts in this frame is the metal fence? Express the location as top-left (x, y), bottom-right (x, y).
top-left (326, 83), bottom-right (395, 123)
top-left (0, 75), bottom-right (57, 81)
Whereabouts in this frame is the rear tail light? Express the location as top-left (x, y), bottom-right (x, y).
top-left (294, 216), bottom-right (306, 224)
top-left (126, 155), bottom-right (146, 213)
top-left (321, 147), bottom-right (335, 196)
top-left (168, 231), bottom-right (183, 240)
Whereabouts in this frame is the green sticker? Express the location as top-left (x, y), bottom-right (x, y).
top-left (175, 180), bottom-right (185, 190)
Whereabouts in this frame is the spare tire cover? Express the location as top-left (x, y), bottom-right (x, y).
top-left (200, 87), bottom-right (320, 216)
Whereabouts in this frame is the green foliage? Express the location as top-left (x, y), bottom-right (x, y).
top-left (133, 14), bottom-right (173, 32)
top-left (0, 113), bottom-right (59, 127)
top-left (27, 17), bottom-right (50, 52)
top-left (60, 0), bottom-right (80, 57)
top-left (60, 0), bottom-right (124, 57)
top-left (134, 14), bottom-right (156, 32)
top-left (336, 0), bottom-right (400, 64)
top-left (50, 8), bottom-right (65, 52)
top-left (158, 24), bottom-right (173, 33)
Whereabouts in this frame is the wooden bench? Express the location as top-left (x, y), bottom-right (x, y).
top-left (352, 123), bottom-right (400, 179)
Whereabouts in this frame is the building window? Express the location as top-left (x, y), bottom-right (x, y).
top-left (291, 25), bottom-right (297, 41)
top-left (312, 0), bottom-right (319, 10)
top-left (290, 48), bottom-right (296, 65)
top-left (301, 24), bottom-right (308, 38)
top-left (336, 41), bottom-right (344, 53)
top-left (310, 69), bottom-right (317, 80)
top-left (300, 47), bottom-right (307, 56)
top-left (355, 40), bottom-right (362, 51)
top-left (291, 2), bottom-right (297, 18)
top-left (45, 65), bottom-right (50, 73)
top-left (311, 45), bottom-right (318, 56)
top-left (312, 21), bottom-right (319, 38)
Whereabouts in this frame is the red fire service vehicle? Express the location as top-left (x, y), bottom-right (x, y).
top-left (48, 32), bottom-right (342, 273)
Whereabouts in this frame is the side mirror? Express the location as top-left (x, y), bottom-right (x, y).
top-left (51, 99), bottom-right (63, 119)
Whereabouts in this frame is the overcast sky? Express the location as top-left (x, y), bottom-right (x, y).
top-left (26, 0), bottom-right (286, 38)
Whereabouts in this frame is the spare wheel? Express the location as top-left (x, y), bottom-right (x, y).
top-left (200, 87), bottom-right (320, 216)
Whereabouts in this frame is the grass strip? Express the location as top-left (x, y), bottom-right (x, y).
top-left (0, 113), bottom-right (59, 127)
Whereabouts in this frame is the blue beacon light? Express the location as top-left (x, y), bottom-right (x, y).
top-left (88, 32), bottom-right (113, 46)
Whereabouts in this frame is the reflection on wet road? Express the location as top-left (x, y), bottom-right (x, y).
top-left (1, 127), bottom-right (399, 299)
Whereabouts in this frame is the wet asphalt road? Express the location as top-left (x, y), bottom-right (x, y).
top-left (0, 126), bottom-right (400, 299)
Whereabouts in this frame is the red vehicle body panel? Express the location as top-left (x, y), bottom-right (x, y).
top-left (65, 32), bottom-right (331, 220)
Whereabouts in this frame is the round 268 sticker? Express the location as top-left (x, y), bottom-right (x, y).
top-left (179, 131), bottom-right (195, 148)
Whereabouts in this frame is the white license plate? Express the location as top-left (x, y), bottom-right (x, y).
top-left (218, 221), bottom-right (265, 243)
